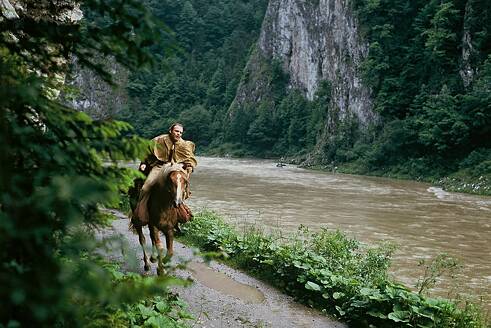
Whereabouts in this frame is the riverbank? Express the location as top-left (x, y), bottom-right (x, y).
top-left (200, 150), bottom-right (491, 196)
top-left (179, 211), bottom-right (490, 328)
top-left (101, 209), bottom-right (344, 328)
top-left (301, 162), bottom-right (491, 197)
top-left (186, 155), bottom-right (491, 307)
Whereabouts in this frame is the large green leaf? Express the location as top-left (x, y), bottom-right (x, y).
top-left (388, 310), bottom-right (411, 322)
top-left (305, 281), bottom-right (321, 291)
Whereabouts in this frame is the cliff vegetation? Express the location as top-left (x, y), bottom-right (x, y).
top-left (117, 0), bottom-right (491, 194)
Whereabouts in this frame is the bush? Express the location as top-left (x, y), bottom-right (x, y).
top-left (459, 149), bottom-right (491, 171)
top-left (74, 259), bottom-right (193, 328)
top-left (181, 212), bottom-right (489, 328)
top-left (0, 1), bottom-right (183, 326)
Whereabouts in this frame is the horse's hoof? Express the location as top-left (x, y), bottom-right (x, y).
top-left (157, 267), bottom-right (165, 276)
top-left (150, 256), bottom-right (157, 263)
top-left (144, 264), bottom-right (150, 271)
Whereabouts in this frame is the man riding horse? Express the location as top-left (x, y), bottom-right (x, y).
top-left (132, 122), bottom-right (197, 226)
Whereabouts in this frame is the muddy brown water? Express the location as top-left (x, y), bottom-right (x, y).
top-left (187, 156), bottom-right (491, 310)
top-left (188, 261), bottom-right (266, 304)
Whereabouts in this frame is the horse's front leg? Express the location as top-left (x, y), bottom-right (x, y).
top-left (149, 225), bottom-right (159, 263)
top-left (150, 226), bottom-right (166, 276)
top-left (135, 225), bottom-right (150, 271)
top-left (155, 229), bottom-right (175, 276)
top-left (164, 228), bottom-right (174, 259)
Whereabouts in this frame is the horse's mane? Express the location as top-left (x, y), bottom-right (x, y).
top-left (156, 163), bottom-right (187, 181)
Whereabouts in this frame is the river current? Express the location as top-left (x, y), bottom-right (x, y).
top-left (187, 156), bottom-right (491, 310)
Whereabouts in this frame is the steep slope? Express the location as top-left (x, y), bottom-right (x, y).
top-left (258, 0), bottom-right (375, 125)
top-left (229, 0), bottom-right (377, 160)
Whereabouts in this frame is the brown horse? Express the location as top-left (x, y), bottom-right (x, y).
top-left (130, 163), bottom-right (191, 275)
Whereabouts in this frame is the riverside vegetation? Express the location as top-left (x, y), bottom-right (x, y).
top-left (118, 0), bottom-right (491, 196)
top-left (55, 252), bottom-right (193, 328)
top-left (2, 1), bottom-right (488, 327)
top-left (179, 211), bottom-right (490, 328)
top-left (0, 0), bottom-right (195, 326)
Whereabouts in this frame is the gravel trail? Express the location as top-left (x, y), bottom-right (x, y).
top-left (100, 210), bottom-right (345, 328)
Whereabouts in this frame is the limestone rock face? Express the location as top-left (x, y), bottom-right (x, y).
top-left (65, 58), bottom-right (128, 120)
top-left (264, 0), bottom-right (376, 125)
top-left (459, 0), bottom-right (476, 89)
top-left (235, 0), bottom-right (378, 128)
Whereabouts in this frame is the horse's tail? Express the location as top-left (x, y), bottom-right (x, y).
top-left (134, 192), bottom-right (150, 222)
top-left (129, 192), bottom-right (150, 234)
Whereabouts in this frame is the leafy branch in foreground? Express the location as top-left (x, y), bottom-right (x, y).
top-left (59, 254), bottom-right (192, 328)
top-left (0, 0), bottom-right (181, 326)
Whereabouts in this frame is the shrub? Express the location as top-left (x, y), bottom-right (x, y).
top-left (181, 211), bottom-right (489, 327)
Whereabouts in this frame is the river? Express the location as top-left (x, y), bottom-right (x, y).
top-left (187, 156), bottom-right (491, 310)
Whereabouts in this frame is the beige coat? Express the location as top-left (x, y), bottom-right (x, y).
top-left (152, 134), bottom-right (197, 168)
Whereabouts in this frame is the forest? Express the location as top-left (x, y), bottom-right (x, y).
top-left (119, 0), bottom-right (491, 194)
top-left (2, 0), bottom-right (490, 326)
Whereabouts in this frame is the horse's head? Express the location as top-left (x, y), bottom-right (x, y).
top-left (166, 169), bottom-right (189, 208)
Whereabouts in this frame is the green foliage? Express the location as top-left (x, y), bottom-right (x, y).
top-left (0, 0), bottom-right (188, 326)
top-left (179, 105), bottom-right (213, 147)
top-left (225, 67), bottom-right (332, 158)
top-left (435, 148), bottom-right (491, 194)
top-left (414, 86), bottom-right (469, 154)
top-left (416, 254), bottom-right (460, 296)
top-left (461, 55), bottom-right (491, 147)
top-left (63, 258), bottom-right (192, 328)
top-left (225, 105), bottom-right (256, 149)
top-left (306, 80), bottom-right (330, 148)
top-left (246, 102), bottom-right (279, 154)
top-left (322, 114), bottom-right (361, 164)
top-left (119, 295), bottom-right (192, 328)
top-left (118, 0), bottom-right (269, 146)
top-left (181, 212), bottom-right (489, 327)
top-left (276, 91), bottom-right (309, 153)
top-left (342, 0), bottom-right (491, 188)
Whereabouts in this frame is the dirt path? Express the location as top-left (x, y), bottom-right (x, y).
top-left (101, 210), bottom-right (346, 328)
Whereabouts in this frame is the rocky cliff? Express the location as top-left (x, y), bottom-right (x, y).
top-left (65, 58), bottom-right (128, 120)
top-left (231, 0), bottom-right (378, 152)
top-left (1, 0), bottom-right (124, 119)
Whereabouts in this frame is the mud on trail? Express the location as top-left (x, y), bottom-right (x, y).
top-left (100, 210), bottom-right (345, 328)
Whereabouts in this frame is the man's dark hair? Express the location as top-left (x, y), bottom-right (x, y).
top-left (168, 122), bottom-right (184, 133)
